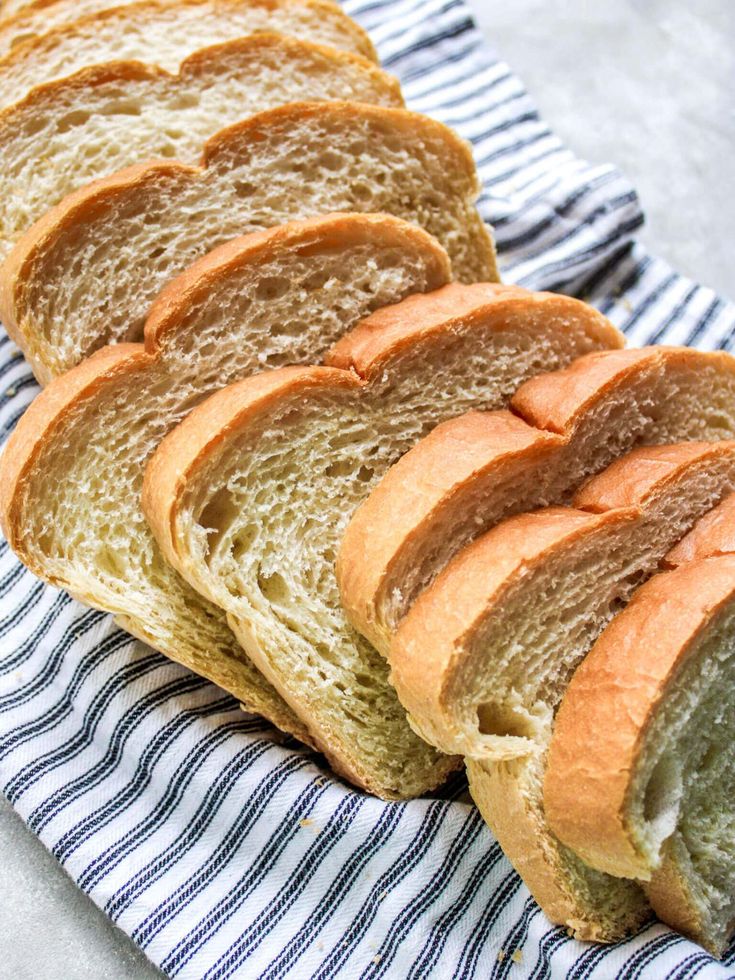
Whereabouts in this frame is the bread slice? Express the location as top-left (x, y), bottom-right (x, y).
top-left (0, 0), bottom-right (376, 104)
top-left (391, 442), bottom-right (735, 938)
top-left (0, 212), bottom-right (452, 757)
top-left (1, 103), bottom-right (497, 384)
top-left (546, 499), bottom-right (735, 955)
top-left (338, 347), bottom-right (735, 656)
top-left (141, 285), bottom-right (621, 798)
top-left (0, 35), bottom-right (401, 263)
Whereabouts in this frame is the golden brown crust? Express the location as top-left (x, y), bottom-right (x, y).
top-left (146, 212), bottom-right (451, 352)
top-left (328, 284), bottom-right (622, 380)
top-left (142, 366), bottom-right (360, 568)
top-left (0, 0), bottom-right (378, 65)
top-left (664, 492), bottom-right (735, 566)
top-left (390, 439), bottom-right (735, 758)
top-left (545, 555), bottom-right (735, 880)
top-left (573, 442), bottom-right (727, 513)
top-left (0, 162), bottom-right (197, 383)
top-left (2, 100), bottom-right (495, 382)
top-left (336, 409), bottom-right (563, 652)
top-left (511, 346), bottom-right (735, 434)
top-left (0, 344), bottom-right (152, 565)
top-left (467, 759), bottom-right (650, 942)
top-left (390, 507), bottom-right (614, 748)
top-left (0, 34), bottom-right (395, 117)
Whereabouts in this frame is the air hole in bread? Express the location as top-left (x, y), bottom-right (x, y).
top-left (57, 109), bottom-right (91, 132)
top-left (476, 701), bottom-right (535, 741)
top-left (643, 751), bottom-right (683, 850)
top-left (234, 181), bottom-right (256, 198)
top-left (101, 101), bottom-right (144, 117)
top-left (255, 277), bottom-right (289, 302)
top-left (257, 569), bottom-right (289, 604)
top-left (200, 486), bottom-right (240, 550)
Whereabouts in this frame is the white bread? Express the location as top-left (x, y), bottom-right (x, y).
top-left (142, 285), bottom-right (622, 798)
top-left (0, 36), bottom-right (401, 265)
top-left (0, 213), bottom-right (452, 757)
top-left (338, 347), bottom-right (735, 657)
top-left (392, 442), bottom-right (735, 939)
top-left (546, 496), bottom-right (735, 955)
top-left (1, 102), bottom-right (497, 383)
top-left (0, 0), bottom-right (376, 66)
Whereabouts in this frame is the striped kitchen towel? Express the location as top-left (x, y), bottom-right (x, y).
top-left (1, 0), bottom-right (734, 977)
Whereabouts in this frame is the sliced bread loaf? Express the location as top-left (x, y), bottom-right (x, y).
top-left (0, 0), bottom-right (375, 65)
top-left (141, 285), bottom-right (621, 798)
top-left (1, 102), bottom-right (496, 383)
top-left (0, 213), bottom-right (452, 755)
top-left (392, 443), bottom-right (735, 938)
top-left (338, 347), bottom-right (735, 656)
top-left (0, 36), bottom-right (401, 262)
top-left (0, 0), bottom-right (375, 104)
top-left (546, 498), bottom-right (735, 955)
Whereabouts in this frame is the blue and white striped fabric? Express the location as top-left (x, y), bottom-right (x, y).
top-left (1, 0), bottom-right (734, 976)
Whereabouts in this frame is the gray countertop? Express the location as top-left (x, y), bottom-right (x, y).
top-left (1, 2), bottom-right (732, 977)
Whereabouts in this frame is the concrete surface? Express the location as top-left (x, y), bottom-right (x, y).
top-left (476, 0), bottom-right (734, 298)
top-left (0, 3), bottom-right (732, 978)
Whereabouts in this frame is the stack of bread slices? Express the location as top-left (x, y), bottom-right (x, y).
top-left (0, 0), bottom-right (732, 959)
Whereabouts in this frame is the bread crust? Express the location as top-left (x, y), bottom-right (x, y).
top-left (0, 344), bottom-right (152, 570)
top-left (664, 492), bottom-right (735, 566)
top-left (545, 555), bottom-right (735, 880)
top-left (146, 212), bottom-right (452, 351)
top-left (0, 213), bottom-right (453, 754)
top-left (467, 759), bottom-right (650, 942)
top-left (572, 442), bottom-right (728, 513)
top-left (0, 162), bottom-right (199, 384)
top-left (0, 33), bottom-right (395, 117)
top-left (337, 409), bottom-right (564, 653)
top-left (390, 441), bottom-right (735, 759)
top-left (0, 0), bottom-right (378, 66)
top-left (390, 506), bottom-right (628, 755)
top-left (1, 101), bottom-right (497, 381)
top-left (337, 345), bottom-right (735, 659)
top-left (510, 346), bottom-right (735, 433)
top-left (142, 364), bottom-right (359, 568)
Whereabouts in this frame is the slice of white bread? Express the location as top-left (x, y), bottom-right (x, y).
top-left (391, 443), bottom-right (735, 938)
top-left (0, 0), bottom-right (376, 65)
top-left (142, 286), bottom-right (621, 798)
top-left (546, 494), bottom-right (735, 955)
top-left (338, 347), bottom-right (735, 657)
top-left (1, 103), bottom-right (497, 383)
top-left (0, 36), bottom-right (401, 263)
top-left (0, 213), bottom-right (452, 759)
top-left (0, 0), bottom-right (376, 107)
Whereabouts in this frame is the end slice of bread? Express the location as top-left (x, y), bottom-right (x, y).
top-left (0, 35), bottom-right (401, 261)
top-left (338, 346), bottom-right (735, 656)
top-left (1, 102), bottom-right (497, 382)
top-left (0, 0), bottom-right (376, 66)
top-left (546, 503), bottom-right (735, 955)
top-left (0, 212), bottom-right (451, 752)
top-left (142, 284), bottom-right (621, 798)
top-left (390, 443), bottom-right (735, 939)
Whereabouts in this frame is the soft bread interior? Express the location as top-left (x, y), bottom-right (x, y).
top-left (158, 310), bottom-right (617, 797)
top-left (0, 0), bottom-right (375, 68)
top-left (350, 350), bottom-right (735, 656)
top-left (5, 216), bottom-right (449, 755)
top-left (391, 445), bottom-right (735, 939)
top-left (631, 597), bottom-right (735, 955)
top-left (0, 36), bottom-right (401, 261)
top-left (467, 757), bottom-right (649, 943)
top-left (413, 448), bottom-right (735, 762)
top-left (6, 103), bottom-right (495, 381)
